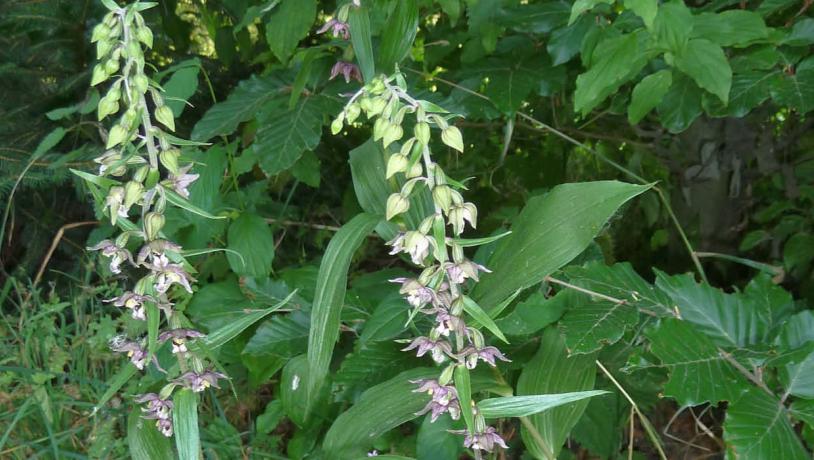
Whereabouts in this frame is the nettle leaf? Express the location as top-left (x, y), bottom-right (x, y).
top-left (473, 181), bottom-right (651, 313)
top-left (160, 59), bottom-right (200, 117)
top-left (673, 38), bottom-right (732, 104)
top-left (478, 391), bottom-right (608, 418)
top-left (724, 389), bottom-right (809, 460)
top-left (324, 368), bottom-right (436, 458)
top-left (566, 262), bottom-right (673, 313)
top-left (191, 74), bottom-right (287, 141)
top-left (127, 408), bottom-right (173, 460)
top-left (264, 0), bottom-right (317, 64)
top-left (628, 69), bottom-right (673, 124)
top-left (547, 15), bottom-right (593, 66)
top-left (656, 72), bottom-right (703, 133)
top-left (226, 213), bottom-right (275, 278)
top-left (783, 18), bottom-right (814, 46)
top-left (691, 11), bottom-right (769, 47)
top-left (655, 271), bottom-right (769, 348)
top-left (644, 318), bottom-right (748, 406)
top-left (719, 70), bottom-right (782, 117)
top-left (574, 31), bottom-right (650, 115)
top-left (770, 56), bottom-right (814, 113)
top-left (653, 1), bottom-right (693, 53)
top-left (254, 95), bottom-right (333, 176)
top-left (517, 327), bottom-right (597, 459)
top-left (243, 310), bottom-right (310, 359)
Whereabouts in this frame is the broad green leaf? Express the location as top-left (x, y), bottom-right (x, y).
top-left (770, 56), bottom-right (814, 113)
top-left (161, 59), bottom-right (200, 117)
top-left (417, 414), bottom-right (459, 460)
top-left (291, 150), bottom-right (321, 188)
top-left (673, 39), bottom-right (732, 104)
top-left (243, 310), bottom-right (310, 359)
top-left (461, 296), bottom-right (508, 343)
top-left (782, 18), bottom-right (814, 47)
top-left (574, 32), bottom-right (650, 115)
top-left (324, 368), bottom-right (436, 458)
top-left (164, 187), bottom-right (227, 220)
top-left (722, 70), bottom-right (781, 117)
top-left (451, 230), bottom-right (512, 248)
top-left (348, 6), bottom-right (375, 82)
top-left (472, 181), bottom-right (651, 313)
top-left (127, 408), bottom-right (173, 460)
top-left (264, 0), bottom-right (316, 64)
top-left (568, 0), bottom-right (611, 25)
top-left (571, 391), bottom-right (627, 458)
top-left (335, 341), bottom-right (418, 399)
top-left (93, 363), bottom-right (137, 413)
top-left (191, 74), bottom-right (287, 141)
top-left (437, 0), bottom-right (462, 26)
top-left (306, 213), bottom-right (380, 415)
top-left (628, 70), bottom-right (673, 124)
top-left (655, 271), bottom-right (769, 347)
top-left (518, 328), bottom-right (597, 459)
top-left (657, 73), bottom-right (703, 133)
top-left (495, 290), bottom-right (567, 336)
top-left (724, 389), bottom-right (809, 460)
top-left (360, 295), bottom-right (408, 344)
top-left (469, 58), bottom-right (547, 113)
top-left (499, 2), bottom-right (570, 34)
top-left (644, 318), bottom-right (747, 406)
top-left (691, 11), bottom-right (769, 47)
top-left (547, 16), bottom-right (593, 66)
top-left (200, 290), bottom-right (296, 350)
top-left (378, 0), bottom-right (418, 73)
top-left (559, 295), bottom-right (638, 355)
top-left (173, 389), bottom-right (200, 460)
top-left (186, 279), bottom-right (255, 331)
top-left (566, 262), bottom-right (672, 314)
top-left (780, 347), bottom-right (814, 399)
top-left (653, 2), bottom-right (693, 53)
top-left (776, 311), bottom-right (814, 350)
top-left (254, 95), bottom-right (329, 176)
top-left (454, 365), bottom-right (475, 432)
top-left (624, 0), bottom-right (657, 29)
top-left (234, 0), bottom-right (281, 33)
top-left (226, 213), bottom-right (275, 278)
top-left (280, 355), bottom-right (310, 427)
top-left (478, 391), bottom-right (608, 418)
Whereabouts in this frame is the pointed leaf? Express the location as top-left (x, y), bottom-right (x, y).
top-left (674, 39), bottom-right (732, 104)
top-left (254, 95), bottom-right (328, 176)
top-left (173, 389), bottom-right (200, 460)
top-left (378, 0), bottom-right (418, 72)
top-left (478, 391), bottom-right (608, 418)
top-left (724, 389), bottom-right (809, 460)
top-left (264, 0), bottom-right (317, 64)
top-left (348, 6), bottom-right (375, 82)
top-left (127, 408), bottom-right (173, 460)
top-left (628, 70), bottom-right (672, 124)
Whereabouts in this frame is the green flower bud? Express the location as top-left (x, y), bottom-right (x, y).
top-left (331, 113), bottom-right (344, 135)
top-left (106, 124), bottom-right (127, 148)
top-left (91, 23), bottom-right (110, 43)
top-left (150, 88), bottom-right (164, 107)
top-left (137, 27), bottom-right (153, 48)
top-left (155, 105), bottom-right (175, 132)
top-left (96, 39), bottom-right (114, 59)
top-left (385, 153), bottom-right (408, 179)
top-left (405, 162), bottom-right (423, 179)
top-left (432, 184), bottom-right (453, 213)
top-left (97, 96), bottom-right (119, 121)
top-left (122, 108), bottom-right (138, 129)
top-left (159, 148), bottom-right (180, 175)
top-left (450, 295), bottom-right (464, 316)
top-left (369, 78), bottom-right (385, 94)
top-left (133, 165), bottom-right (149, 183)
top-left (144, 212), bottom-right (165, 241)
top-left (103, 12), bottom-right (117, 27)
top-left (126, 41), bottom-right (142, 60)
top-left (385, 193), bottom-right (410, 221)
top-left (91, 64), bottom-right (108, 86)
top-left (104, 58), bottom-right (119, 75)
top-left (107, 82), bottom-right (122, 102)
top-left (124, 181), bottom-right (144, 209)
top-left (438, 364), bottom-right (455, 386)
top-left (106, 186), bottom-right (125, 225)
top-left (345, 103), bottom-right (361, 124)
top-left (133, 74), bottom-right (149, 94)
top-left (441, 126), bottom-right (464, 153)
top-left (372, 117), bottom-right (387, 141)
top-left (359, 97), bottom-right (373, 116)
top-left (382, 124), bottom-right (403, 148)
top-left (145, 167), bottom-right (160, 189)
top-left (414, 122), bottom-right (431, 145)
top-left (369, 97), bottom-right (387, 117)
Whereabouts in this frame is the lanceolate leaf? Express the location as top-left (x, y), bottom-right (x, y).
top-left (517, 327), bottom-right (597, 459)
top-left (724, 389), bottom-right (809, 460)
top-left (127, 408), bottom-right (173, 460)
top-left (472, 181), bottom-right (651, 313)
top-left (173, 389), bottom-right (200, 460)
top-left (306, 213), bottom-right (380, 416)
top-left (348, 6), bottom-right (375, 82)
top-left (199, 290), bottom-right (297, 350)
top-left (378, 0), bottom-right (418, 73)
top-left (454, 365), bottom-right (475, 433)
top-left (478, 391), bottom-right (608, 418)
top-left (628, 70), bottom-right (673, 124)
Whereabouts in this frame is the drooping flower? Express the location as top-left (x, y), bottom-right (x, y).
top-left (317, 18), bottom-right (350, 39)
top-left (135, 393), bottom-right (173, 420)
top-left (447, 202), bottom-right (477, 235)
top-left (104, 186), bottom-right (130, 222)
top-left (165, 164), bottom-right (199, 199)
top-left (94, 150), bottom-right (127, 176)
top-left (158, 328), bottom-right (205, 354)
top-left (88, 239), bottom-right (134, 274)
top-left (330, 61), bottom-right (362, 83)
top-left (433, 309), bottom-right (465, 337)
top-left (460, 345), bottom-right (511, 369)
top-left (105, 291), bottom-right (153, 320)
top-left (446, 260), bottom-right (491, 285)
top-left (136, 239), bottom-right (182, 265)
top-left (109, 335), bottom-right (148, 370)
top-left (401, 336), bottom-right (453, 363)
top-left (173, 369), bottom-right (227, 392)
top-left (390, 277), bottom-right (435, 308)
top-left (147, 254), bottom-right (194, 294)
top-left (451, 426), bottom-right (509, 452)
top-left (411, 379), bottom-right (461, 422)
top-left (388, 231), bottom-right (436, 265)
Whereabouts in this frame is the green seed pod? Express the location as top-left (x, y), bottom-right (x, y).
top-left (133, 74), bottom-right (149, 94)
top-left (144, 212), bottom-right (165, 241)
top-left (369, 97), bottom-right (387, 117)
top-left (372, 117), bottom-right (387, 141)
top-left (405, 161), bottom-right (423, 179)
top-left (441, 126), bottom-right (464, 153)
top-left (345, 103), bottom-right (361, 124)
top-left (382, 124), bottom-right (403, 148)
top-left (136, 27), bottom-right (153, 49)
top-left (106, 124), bottom-right (127, 148)
top-left (104, 58), bottom-right (119, 75)
top-left (385, 153), bottom-right (408, 179)
top-left (107, 81), bottom-right (122, 102)
top-left (90, 64), bottom-right (108, 86)
top-left (127, 41), bottom-right (142, 60)
top-left (91, 23), bottom-right (110, 43)
top-left (133, 165), bottom-right (149, 183)
top-left (385, 193), bottom-right (410, 221)
top-left (97, 96), bottom-right (117, 121)
top-left (330, 113), bottom-right (344, 135)
top-left (159, 148), bottom-right (180, 175)
top-left (414, 122), bottom-right (431, 145)
top-left (96, 39), bottom-right (114, 59)
top-left (432, 184), bottom-right (453, 213)
top-left (124, 181), bottom-right (144, 209)
top-left (155, 105), bottom-right (175, 132)
top-left (122, 108), bottom-right (138, 129)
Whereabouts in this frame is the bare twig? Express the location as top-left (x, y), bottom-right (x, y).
top-left (544, 275), bottom-right (661, 317)
top-left (34, 221), bottom-right (98, 286)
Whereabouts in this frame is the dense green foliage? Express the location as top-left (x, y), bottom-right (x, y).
top-left (3, 0), bottom-right (814, 458)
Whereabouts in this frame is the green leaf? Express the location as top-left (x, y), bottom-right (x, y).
top-left (200, 290), bottom-right (296, 350)
top-left (655, 271), bottom-right (769, 347)
top-left (782, 18), bottom-right (814, 47)
top-left (691, 11), bottom-right (769, 47)
top-left (624, 0), bottom-right (657, 29)
top-left (164, 187), bottom-right (227, 220)
top-left (724, 389), bottom-right (809, 460)
top-left (323, 368), bottom-right (435, 458)
top-left (173, 389), bottom-right (200, 460)
top-left (417, 414), bottom-right (459, 460)
top-left (360, 295), bottom-right (408, 344)
top-left (568, 0), bottom-right (611, 25)
top-left (472, 181), bottom-right (651, 313)
top-left (518, 327), bottom-right (597, 459)
top-left (559, 295), bottom-right (638, 355)
top-left (673, 39), bottom-right (732, 104)
top-left (243, 310), bottom-right (310, 359)
top-left (770, 56), bottom-right (814, 113)
top-left (628, 70), bottom-right (673, 124)
top-left (33, 127), bottom-right (66, 160)
top-left (335, 342), bottom-right (417, 397)
top-left (127, 408), bottom-right (173, 460)
top-left (378, 0), bottom-right (418, 73)
top-left (478, 391), bottom-right (608, 418)
top-left (280, 355), bottom-right (311, 427)
top-left (657, 73), bottom-right (703, 133)
top-left (780, 347), bottom-right (814, 399)
top-left (574, 32), bottom-right (650, 115)
top-left (451, 231), bottom-right (512, 248)
top-left (461, 296), bottom-right (508, 343)
top-left (254, 95), bottom-right (327, 176)
top-left (653, 1), bottom-right (693, 53)
top-left (226, 213), bottom-right (275, 278)
top-left (495, 290), bottom-right (567, 336)
top-left (306, 213), bottom-right (380, 416)
top-left (644, 318), bottom-right (748, 406)
top-left (437, 0), bottom-right (462, 26)
top-left (191, 74), bottom-right (287, 141)
top-left (348, 6), bottom-right (375, 82)
top-left (264, 0), bottom-right (316, 64)
top-left (93, 363), bottom-right (137, 413)
top-left (291, 150), bottom-right (321, 187)
top-left (70, 168), bottom-right (120, 188)
top-left (547, 16), bottom-right (593, 66)
top-left (722, 70), bottom-right (781, 117)
top-left (161, 59), bottom-right (200, 117)
top-left (454, 365), bottom-right (475, 432)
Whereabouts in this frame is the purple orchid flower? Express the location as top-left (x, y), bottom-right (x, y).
top-left (158, 328), bottom-right (206, 354)
top-left (104, 292), bottom-right (153, 320)
top-left (450, 426), bottom-right (509, 452)
top-left (88, 239), bottom-right (134, 274)
top-left (317, 18), bottom-right (350, 39)
top-left (402, 336), bottom-right (453, 363)
top-left (329, 61), bottom-right (362, 83)
top-left (173, 369), bottom-right (227, 392)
